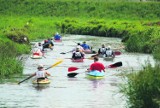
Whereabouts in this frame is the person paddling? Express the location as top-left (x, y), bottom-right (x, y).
top-left (32, 44), bottom-right (43, 56)
top-left (87, 56), bottom-right (105, 72)
top-left (32, 64), bottom-right (51, 82)
top-left (104, 46), bottom-right (115, 57)
top-left (54, 32), bottom-right (61, 40)
top-left (72, 48), bottom-right (84, 60)
top-left (91, 44), bottom-right (106, 57)
top-left (81, 41), bottom-right (91, 50)
top-left (98, 44), bottom-right (106, 55)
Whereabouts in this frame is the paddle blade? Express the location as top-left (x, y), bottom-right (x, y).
top-left (60, 52), bottom-right (66, 54)
top-left (68, 67), bottom-right (79, 72)
top-left (67, 73), bottom-right (79, 77)
top-left (107, 62), bottom-right (122, 68)
top-left (114, 51), bottom-right (121, 55)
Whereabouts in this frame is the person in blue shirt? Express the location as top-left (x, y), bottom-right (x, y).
top-left (81, 41), bottom-right (91, 50)
top-left (54, 32), bottom-right (61, 40)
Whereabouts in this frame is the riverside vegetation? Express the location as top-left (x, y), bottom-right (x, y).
top-left (0, 0), bottom-right (160, 107)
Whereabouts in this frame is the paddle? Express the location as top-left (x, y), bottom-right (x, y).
top-left (60, 50), bottom-right (72, 54)
top-left (18, 59), bottom-right (63, 85)
top-left (114, 51), bottom-right (121, 56)
top-left (67, 61), bottom-right (122, 77)
top-left (65, 57), bottom-right (93, 60)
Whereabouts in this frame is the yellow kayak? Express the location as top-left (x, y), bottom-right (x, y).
top-left (32, 79), bottom-right (51, 84)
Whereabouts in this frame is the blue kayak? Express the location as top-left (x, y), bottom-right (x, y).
top-left (86, 70), bottom-right (105, 80)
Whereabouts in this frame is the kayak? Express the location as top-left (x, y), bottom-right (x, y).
top-left (83, 49), bottom-right (96, 54)
top-left (54, 39), bottom-right (62, 42)
top-left (32, 79), bottom-right (51, 84)
top-left (103, 56), bottom-right (114, 61)
top-left (71, 58), bottom-right (84, 62)
top-left (83, 49), bottom-right (92, 54)
top-left (30, 55), bottom-right (42, 59)
top-left (86, 70), bottom-right (105, 80)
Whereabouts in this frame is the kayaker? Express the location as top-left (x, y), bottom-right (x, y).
top-left (98, 44), bottom-right (106, 55)
top-left (32, 64), bottom-right (51, 81)
top-left (42, 39), bottom-right (53, 51)
top-left (81, 41), bottom-right (91, 50)
top-left (72, 48), bottom-right (84, 60)
top-left (88, 56), bottom-right (105, 72)
top-left (76, 43), bottom-right (84, 52)
top-left (38, 42), bottom-right (43, 51)
top-left (91, 44), bottom-right (106, 57)
top-left (32, 46), bottom-right (43, 56)
top-left (54, 32), bottom-right (61, 40)
top-left (48, 38), bottom-right (54, 50)
top-left (104, 46), bottom-right (115, 57)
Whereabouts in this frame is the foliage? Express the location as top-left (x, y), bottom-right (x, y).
top-left (0, 0), bottom-right (160, 20)
top-left (121, 63), bottom-right (160, 108)
top-left (0, 41), bottom-right (25, 78)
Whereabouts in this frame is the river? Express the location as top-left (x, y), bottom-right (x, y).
top-left (0, 35), bottom-right (155, 108)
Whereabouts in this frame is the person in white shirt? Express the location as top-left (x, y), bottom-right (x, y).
top-left (32, 64), bottom-right (50, 81)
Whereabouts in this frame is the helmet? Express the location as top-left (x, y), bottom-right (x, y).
top-left (38, 64), bottom-right (44, 68)
top-left (56, 32), bottom-right (59, 35)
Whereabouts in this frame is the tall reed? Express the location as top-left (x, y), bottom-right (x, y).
top-left (0, 41), bottom-right (24, 79)
top-left (121, 63), bottom-right (160, 108)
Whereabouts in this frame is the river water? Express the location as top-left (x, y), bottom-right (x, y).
top-left (0, 35), bottom-right (155, 108)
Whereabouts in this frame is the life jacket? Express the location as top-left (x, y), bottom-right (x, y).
top-left (35, 70), bottom-right (46, 78)
top-left (74, 52), bottom-right (82, 57)
top-left (105, 49), bottom-right (113, 57)
top-left (99, 48), bottom-right (106, 54)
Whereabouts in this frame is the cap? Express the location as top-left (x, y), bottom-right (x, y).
top-left (38, 64), bottom-right (44, 68)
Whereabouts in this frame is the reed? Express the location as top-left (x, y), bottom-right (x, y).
top-left (0, 41), bottom-right (28, 79)
top-left (121, 63), bottom-right (160, 108)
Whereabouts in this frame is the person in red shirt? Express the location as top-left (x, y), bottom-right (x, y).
top-left (89, 56), bottom-right (105, 72)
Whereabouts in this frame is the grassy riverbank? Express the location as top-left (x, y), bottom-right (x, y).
top-left (0, 40), bottom-right (30, 80)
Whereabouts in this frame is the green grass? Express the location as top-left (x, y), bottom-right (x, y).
top-left (121, 63), bottom-right (160, 108)
top-left (0, 41), bottom-right (25, 79)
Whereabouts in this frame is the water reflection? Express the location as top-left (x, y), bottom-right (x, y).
top-left (88, 79), bottom-right (105, 88)
top-left (32, 84), bottom-right (50, 91)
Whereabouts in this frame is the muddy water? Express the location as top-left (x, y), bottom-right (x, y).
top-left (0, 35), bottom-right (155, 108)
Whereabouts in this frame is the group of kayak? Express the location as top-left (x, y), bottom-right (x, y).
top-left (31, 33), bottom-right (62, 59)
top-left (20, 33), bottom-right (122, 86)
top-left (71, 42), bottom-right (116, 62)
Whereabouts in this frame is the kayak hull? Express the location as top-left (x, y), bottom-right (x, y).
top-left (54, 39), bottom-right (62, 42)
top-left (84, 50), bottom-right (96, 54)
top-left (84, 49), bottom-right (92, 54)
top-left (71, 58), bottom-right (84, 62)
top-left (86, 70), bottom-right (105, 80)
top-left (103, 56), bottom-right (114, 61)
top-left (32, 79), bottom-right (51, 84)
top-left (30, 55), bottom-right (42, 59)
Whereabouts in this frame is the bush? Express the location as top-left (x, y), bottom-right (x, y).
top-left (121, 63), bottom-right (160, 108)
top-left (0, 41), bottom-right (24, 78)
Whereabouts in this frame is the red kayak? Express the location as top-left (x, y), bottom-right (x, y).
top-left (71, 58), bottom-right (84, 62)
top-left (54, 39), bottom-right (62, 42)
top-left (83, 49), bottom-right (92, 54)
